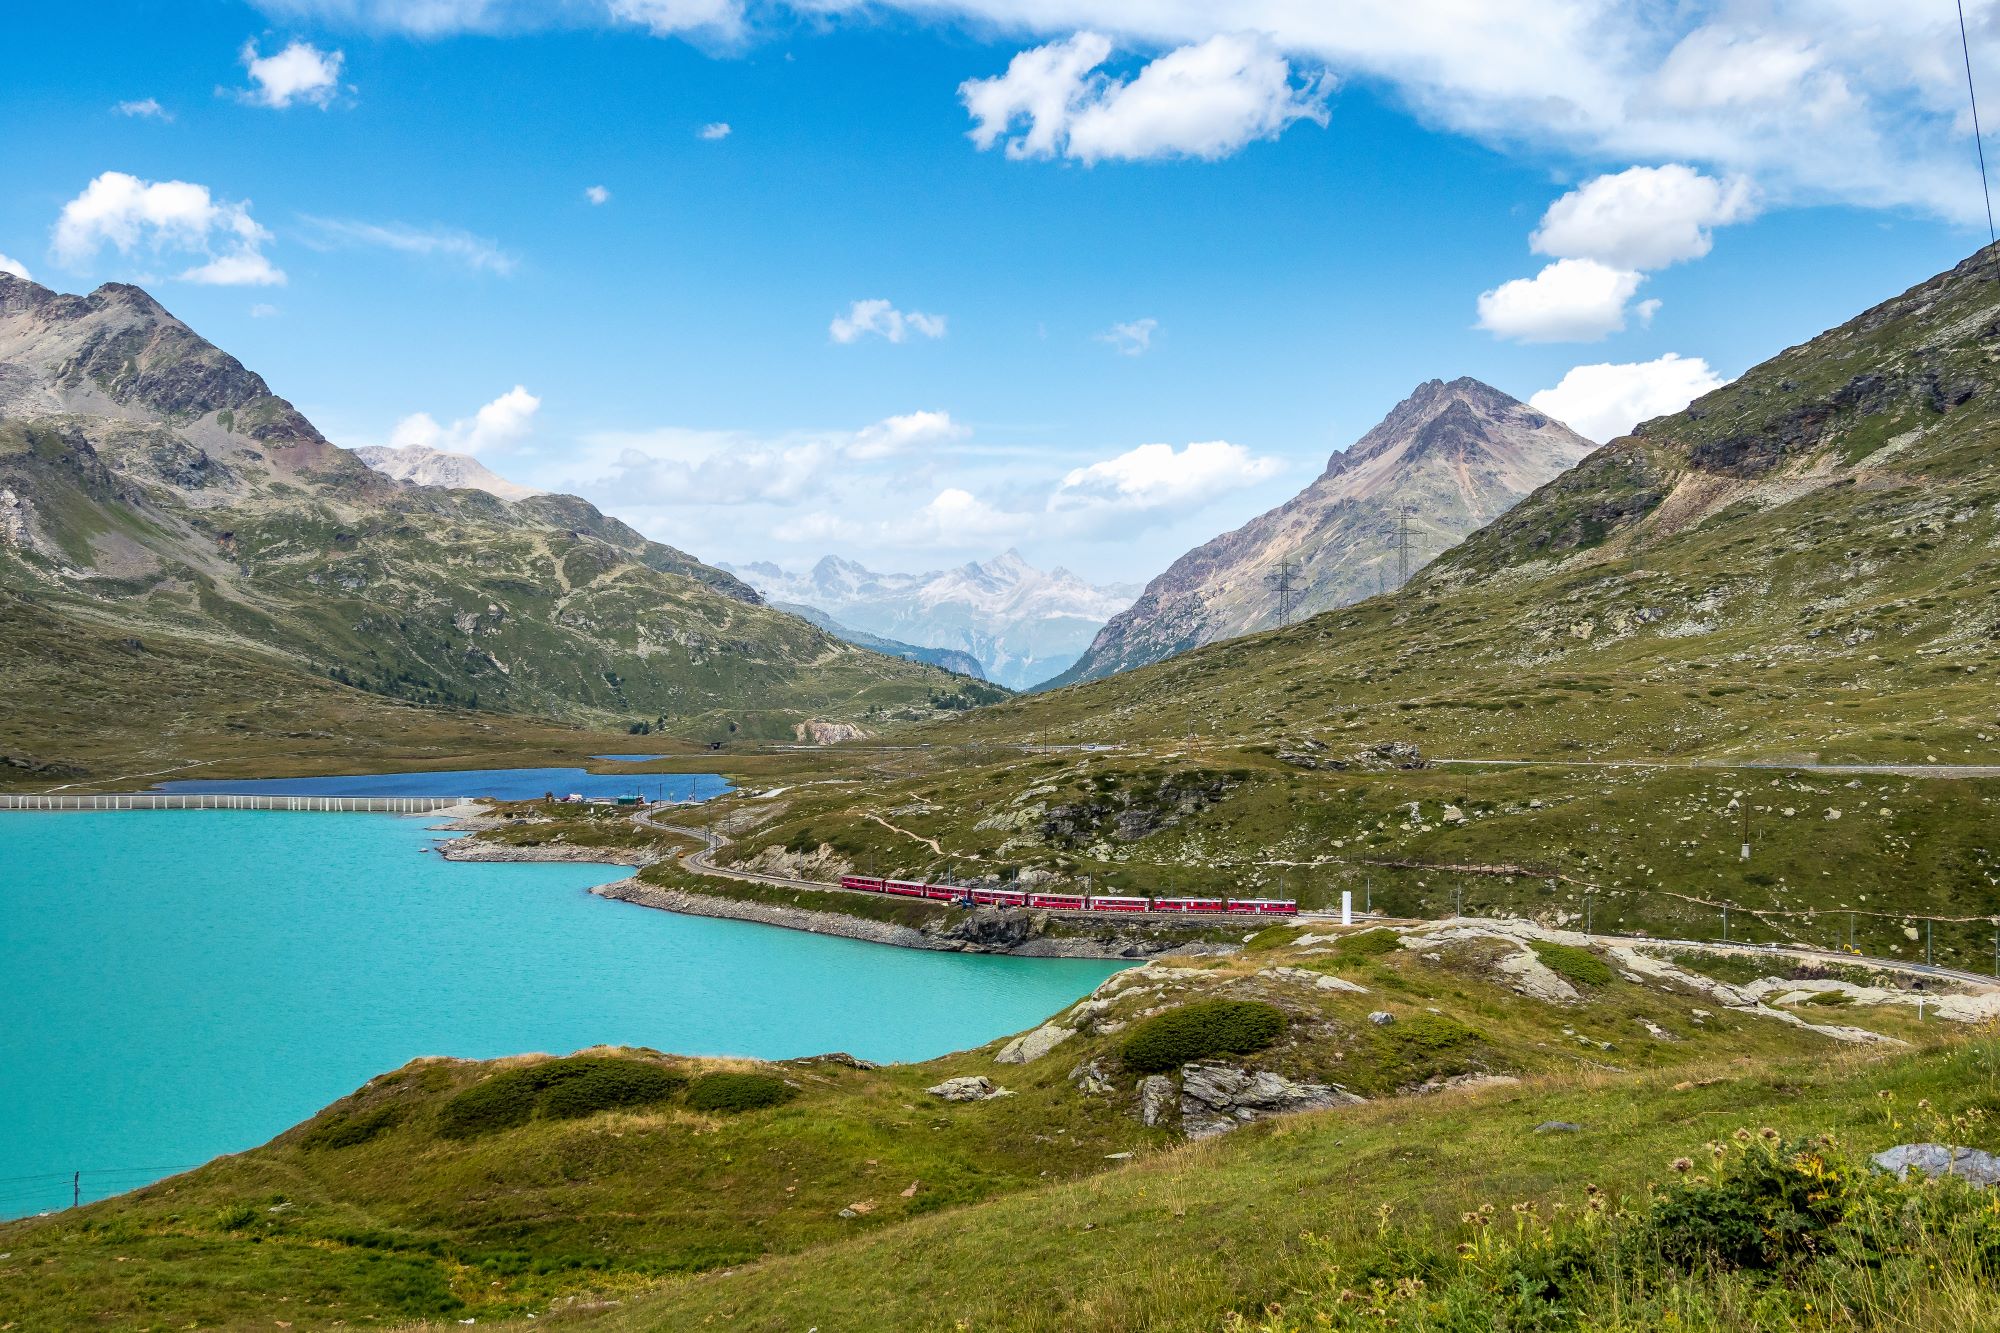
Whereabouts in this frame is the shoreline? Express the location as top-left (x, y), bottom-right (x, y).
top-left (433, 823), bottom-right (1228, 962)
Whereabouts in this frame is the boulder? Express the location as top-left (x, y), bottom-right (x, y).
top-left (1177, 1063), bottom-right (1365, 1139)
top-left (1138, 1074), bottom-right (1176, 1127)
top-left (1268, 965), bottom-right (1369, 994)
top-left (1368, 1011), bottom-right (1396, 1026)
top-left (1069, 1058), bottom-right (1115, 1096)
top-left (995, 1021), bottom-right (1075, 1064)
top-left (926, 1075), bottom-right (1009, 1102)
top-left (1871, 1143), bottom-right (2000, 1188)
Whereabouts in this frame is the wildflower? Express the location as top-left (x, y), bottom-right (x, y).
top-left (1733, 1127), bottom-right (1754, 1144)
top-left (1758, 1127), bottom-right (1780, 1143)
top-left (1671, 1157), bottom-right (1694, 1173)
top-left (1455, 1242), bottom-right (1477, 1259)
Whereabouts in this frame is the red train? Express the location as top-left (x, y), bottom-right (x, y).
top-left (836, 876), bottom-right (1296, 917)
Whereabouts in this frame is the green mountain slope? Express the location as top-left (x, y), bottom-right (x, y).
top-left (0, 275), bottom-right (973, 778)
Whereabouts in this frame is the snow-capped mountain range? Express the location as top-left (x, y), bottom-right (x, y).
top-left (723, 551), bottom-right (1139, 689)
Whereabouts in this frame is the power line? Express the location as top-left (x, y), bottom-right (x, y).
top-left (1958, 0), bottom-right (1998, 259)
top-left (1264, 553), bottom-right (1301, 628)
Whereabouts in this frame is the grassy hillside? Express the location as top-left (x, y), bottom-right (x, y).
top-left (2, 922), bottom-right (1986, 1330)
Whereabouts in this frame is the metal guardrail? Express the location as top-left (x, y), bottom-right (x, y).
top-left (0, 794), bottom-right (470, 813)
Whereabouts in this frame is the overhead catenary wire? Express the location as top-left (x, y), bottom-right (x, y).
top-left (1957, 0), bottom-right (1998, 259)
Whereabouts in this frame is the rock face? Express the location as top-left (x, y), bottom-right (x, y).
top-left (1137, 1075), bottom-right (1176, 1127)
top-left (1049, 378), bottom-right (1593, 686)
top-left (995, 1020), bottom-right (1076, 1065)
top-left (1177, 1063), bottom-right (1365, 1138)
top-left (352, 443), bottom-right (543, 502)
top-left (725, 549), bottom-right (1140, 689)
top-left (925, 1075), bottom-right (1010, 1102)
top-left (1871, 1143), bottom-right (2000, 1187)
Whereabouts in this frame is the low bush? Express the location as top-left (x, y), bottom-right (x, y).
top-left (300, 1106), bottom-right (403, 1151)
top-left (1530, 940), bottom-right (1614, 988)
top-left (1333, 929), bottom-right (1404, 962)
top-left (1245, 924), bottom-right (1303, 952)
top-left (685, 1072), bottom-right (796, 1113)
top-left (437, 1057), bottom-right (684, 1139)
top-left (1119, 1000), bottom-right (1287, 1073)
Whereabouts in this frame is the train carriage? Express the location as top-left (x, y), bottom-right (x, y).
top-left (1087, 895), bottom-right (1150, 913)
top-left (839, 876), bottom-right (886, 893)
top-left (883, 880), bottom-right (931, 898)
top-left (1225, 898), bottom-right (1299, 916)
top-left (970, 888), bottom-right (1029, 908)
top-left (1026, 892), bottom-right (1087, 910)
top-left (1152, 897), bottom-right (1227, 914)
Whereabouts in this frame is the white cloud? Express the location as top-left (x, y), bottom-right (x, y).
top-left (1050, 439), bottom-right (1282, 518)
top-left (584, 185), bottom-right (612, 205)
top-left (909, 488), bottom-right (1030, 544)
top-left (114, 98), bottom-right (170, 120)
top-left (239, 39), bottom-right (344, 109)
top-left (962, 31), bottom-right (1330, 164)
top-left (391, 386), bottom-right (541, 456)
top-left (829, 298), bottom-right (947, 344)
top-left (52, 171), bottom-right (284, 286)
top-left (699, 121), bottom-right (732, 139)
top-left (607, 0), bottom-right (743, 37)
top-left (1532, 165), bottom-right (1758, 271)
top-left (1097, 317), bottom-right (1157, 356)
top-left (1530, 353), bottom-right (1728, 444)
top-left (589, 430), bottom-right (833, 506)
top-left (847, 410), bottom-right (969, 460)
top-left (0, 253), bottom-right (31, 280)
top-left (1476, 258), bottom-right (1648, 344)
top-left (299, 217), bottom-right (518, 274)
top-left (245, 3), bottom-right (2000, 222)
top-left (250, 302), bottom-right (281, 317)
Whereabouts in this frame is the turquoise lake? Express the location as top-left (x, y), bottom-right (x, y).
top-left (0, 811), bottom-right (1126, 1218)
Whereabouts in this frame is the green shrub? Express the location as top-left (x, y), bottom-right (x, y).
top-left (1245, 924), bottom-right (1303, 952)
top-left (541, 1062), bottom-right (686, 1120)
top-left (1333, 929), bottom-right (1403, 961)
top-left (300, 1106), bottom-right (403, 1151)
top-left (1530, 941), bottom-right (1614, 988)
top-left (685, 1072), bottom-right (796, 1113)
top-left (437, 1057), bottom-right (684, 1139)
top-left (1119, 1000), bottom-right (1287, 1073)
top-left (1385, 1013), bottom-right (1481, 1054)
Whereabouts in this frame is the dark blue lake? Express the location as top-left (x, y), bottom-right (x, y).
top-left (154, 767), bottom-right (730, 802)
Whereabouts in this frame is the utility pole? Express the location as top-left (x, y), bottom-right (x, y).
top-left (1264, 554), bottom-right (1300, 629)
top-left (1585, 892), bottom-right (1594, 935)
top-left (72, 1171), bottom-right (79, 1209)
top-left (1722, 905), bottom-right (1730, 943)
top-left (1849, 911), bottom-right (1856, 952)
top-left (1927, 919), bottom-right (1934, 968)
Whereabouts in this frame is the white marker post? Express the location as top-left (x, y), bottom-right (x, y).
top-left (1340, 890), bottom-right (1353, 926)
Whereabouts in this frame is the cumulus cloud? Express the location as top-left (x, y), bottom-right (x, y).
top-left (245, 3), bottom-right (2000, 222)
top-left (250, 302), bottom-right (281, 317)
top-left (607, 0), bottom-right (743, 37)
top-left (239, 39), bottom-right (344, 109)
top-left (1050, 440), bottom-right (1282, 521)
top-left (962, 31), bottom-right (1330, 163)
top-left (584, 185), bottom-right (611, 205)
top-left (0, 254), bottom-right (31, 280)
top-left (1532, 165), bottom-right (1758, 271)
top-left (1097, 317), bottom-right (1157, 356)
top-left (391, 386), bottom-right (540, 457)
top-left (847, 410), bottom-right (969, 460)
top-left (1530, 353), bottom-right (1728, 444)
top-left (909, 487), bottom-right (1030, 544)
top-left (52, 171), bottom-right (284, 286)
top-left (299, 217), bottom-right (518, 274)
top-left (829, 298), bottom-right (947, 344)
top-left (1476, 259), bottom-right (1651, 344)
top-left (698, 121), bottom-right (732, 139)
top-left (114, 98), bottom-right (170, 119)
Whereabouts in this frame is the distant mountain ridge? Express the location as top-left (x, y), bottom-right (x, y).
top-left (1046, 377), bottom-right (1594, 687)
top-left (0, 272), bottom-right (975, 768)
top-left (768, 601), bottom-right (991, 680)
top-left (354, 443), bottom-right (543, 503)
top-left (724, 550), bottom-right (1138, 689)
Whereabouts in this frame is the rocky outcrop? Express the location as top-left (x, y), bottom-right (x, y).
top-left (1138, 1075), bottom-right (1176, 1127)
top-left (1050, 377), bottom-right (1593, 685)
top-left (354, 443), bottom-right (543, 502)
top-left (795, 720), bottom-right (868, 745)
top-left (1177, 1063), bottom-right (1366, 1138)
top-left (926, 1075), bottom-right (1011, 1102)
top-left (995, 1021), bottom-right (1076, 1064)
top-left (1872, 1143), bottom-right (2000, 1187)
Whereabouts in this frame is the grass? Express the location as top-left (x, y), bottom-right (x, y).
top-left (1, 923), bottom-right (1962, 1331)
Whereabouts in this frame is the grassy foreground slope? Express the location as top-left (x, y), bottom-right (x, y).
top-left (0, 925), bottom-right (1969, 1330)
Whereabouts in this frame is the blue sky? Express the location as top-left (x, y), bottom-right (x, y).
top-left (4, 2), bottom-right (1994, 581)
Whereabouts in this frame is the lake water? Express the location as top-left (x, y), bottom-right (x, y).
top-left (154, 767), bottom-right (730, 802)
top-left (0, 811), bottom-right (1126, 1218)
